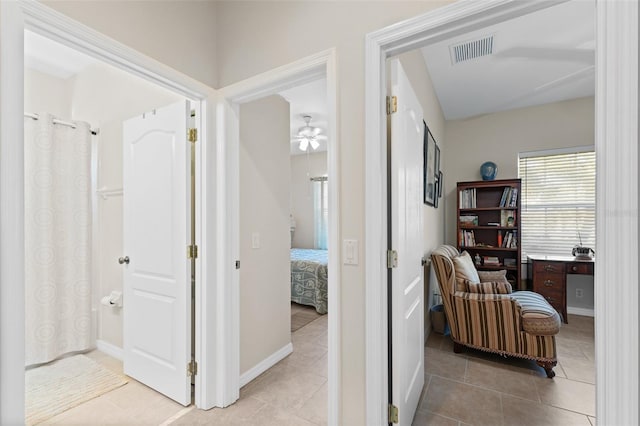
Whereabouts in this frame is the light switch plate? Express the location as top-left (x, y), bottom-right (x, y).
top-left (252, 232), bottom-right (260, 249)
top-left (343, 239), bottom-right (358, 265)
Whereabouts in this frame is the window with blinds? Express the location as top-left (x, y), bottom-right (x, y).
top-left (518, 147), bottom-right (595, 260)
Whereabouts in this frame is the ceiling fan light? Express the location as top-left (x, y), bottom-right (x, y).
top-left (299, 138), bottom-right (309, 151)
top-left (310, 139), bottom-right (320, 150)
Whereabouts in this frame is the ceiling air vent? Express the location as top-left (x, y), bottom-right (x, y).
top-left (450, 35), bottom-right (494, 64)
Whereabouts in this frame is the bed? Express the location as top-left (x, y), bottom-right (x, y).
top-left (290, 248), bottom-right (328, 314)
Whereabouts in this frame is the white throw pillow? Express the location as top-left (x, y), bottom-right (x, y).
top-left (452, 251), bottom-right (480, 292)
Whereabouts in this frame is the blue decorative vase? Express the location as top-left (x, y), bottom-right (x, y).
top-left (480, 161), bottom-right (497, 181)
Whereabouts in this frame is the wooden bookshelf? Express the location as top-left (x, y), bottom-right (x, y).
top-left (456, 178), bottom-right (522, 289)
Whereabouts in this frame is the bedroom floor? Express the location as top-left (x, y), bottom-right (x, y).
top-left (43, 303), bottom-right (328, 425)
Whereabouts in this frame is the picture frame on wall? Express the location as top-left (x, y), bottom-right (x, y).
top-left (423, 122), bottom-right (438, 206)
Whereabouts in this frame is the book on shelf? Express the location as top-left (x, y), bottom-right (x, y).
top-left (459, 215), bottom-right (478, 226)
top-left (500, 231), bottom-right (518, 248)
top-left (483, 256), bottom-right (500, 266)
top-left (509, 188), bottom-right (518, 207)
top-left (459, 188), bottom-right (476, 208)
top-left (499, 186), bottom-right (519, 207)
top-left (459, 229), bottom-right (476, 246)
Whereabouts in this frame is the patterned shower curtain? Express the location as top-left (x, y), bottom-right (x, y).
top-left (24, 113), bottom-right (92, 366)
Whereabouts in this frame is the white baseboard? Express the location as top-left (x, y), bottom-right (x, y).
top-left (96, 339), bottom-right (123, 361)
top-left (239, 343), bottom-right (293, 388)
top-left (567, 307), bottom-right (595, 317)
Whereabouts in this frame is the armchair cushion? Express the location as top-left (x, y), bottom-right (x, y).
top-left (452, 251), bottom-right (480, 291)
top-left (466, 280), bottom-right (513, 294)
top-left (510, 291), bottom-right (561, 335)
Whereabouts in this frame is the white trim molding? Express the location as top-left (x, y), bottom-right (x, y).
top-left (239, 343), bottom-right (293, 388)
top-left (96, 340), bottom-right (124, 361)
top-left (218, 48), bottom-right (340, 425)
top-left (595, 1), bottom-right (639, 425)
top-left (567, 307), bottom-right (595, 318)
top-left (364, 0), bottom-right (638, 424)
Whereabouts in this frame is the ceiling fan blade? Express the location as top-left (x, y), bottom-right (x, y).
top-left (315, 135), bottom-right (328, 141)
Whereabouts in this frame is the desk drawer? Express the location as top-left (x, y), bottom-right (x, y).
top-left (533, 262), bottom-right (566, 274)
top-left (533, 273), bottom-right (564, 293)
top-left (567, 263), bottom-right (594, 275)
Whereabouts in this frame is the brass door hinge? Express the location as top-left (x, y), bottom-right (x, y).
top-left (187, 244), bottom-right (198, 259)
top-left (188, 128), bottom-right (198, 143)
top-left (387, 250), bottom-right (398, 269)
top-left (187, 360), bottom-right (198, 377)
top-left (388, 404), bottom-right (399, 424)
top-left (386, 96), bottom-right (398, 115)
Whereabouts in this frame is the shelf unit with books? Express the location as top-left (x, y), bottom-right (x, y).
top-left (456, 178), bottom-right (522, 289)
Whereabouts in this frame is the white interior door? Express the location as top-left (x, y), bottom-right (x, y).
top-left (388, 58), bottom-right (425, 425)
top-left (123, 100), bottom-right (192, 406)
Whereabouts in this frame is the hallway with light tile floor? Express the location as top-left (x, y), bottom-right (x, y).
top-left (42, 305), bottom-right (328, 425)
top-left (42, 313), bottom-right (593, 425)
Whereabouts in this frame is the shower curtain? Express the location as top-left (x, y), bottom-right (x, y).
top-left (24, 113), bottom-right (92, 366)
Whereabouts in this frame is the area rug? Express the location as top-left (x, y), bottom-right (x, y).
top-left (25, 354), bottom-right (128, 425)
top-left (291, 305), bottom-right (324, 332)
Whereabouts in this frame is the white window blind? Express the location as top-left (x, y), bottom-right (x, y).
top-left (518, 148), bottom-right (595, 260)
top-left (312, 177), bottom-right (328, 250)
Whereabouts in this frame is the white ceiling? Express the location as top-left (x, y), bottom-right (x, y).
top-left (24, 30), bottom-right (97, 79)
top-left (279, 78), bottom-right (328, 156)
top-left (421, 0), bottom-right (595, 120)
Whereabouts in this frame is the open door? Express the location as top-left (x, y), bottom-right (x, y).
top-left (388, 58), bottom-right (425, 425)
top-left (122, 100), bottom-right (192, 406)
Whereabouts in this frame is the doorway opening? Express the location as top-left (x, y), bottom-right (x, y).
top-left (23, 28), bottom-right (201, 422)
top-left (235, 78), bottom-right (330, 424)
top-left (218, 48), bottom-right (340, 425)
top-left (366, 1), bottom-right (637, 425)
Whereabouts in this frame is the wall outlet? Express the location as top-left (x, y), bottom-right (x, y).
top-left (576, 288), bottom-right (584, 298)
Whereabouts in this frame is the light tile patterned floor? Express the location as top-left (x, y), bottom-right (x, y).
top-left (42, 306), bottom-right (328, 425)
top-left (41, 313), bottom-right (593, 426)
top-left (414, 314), bottom-right (595, 426)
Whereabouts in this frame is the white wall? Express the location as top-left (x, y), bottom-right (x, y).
top-left (43, 1), bottom-right (217, 88)
top-left (395, 49), bottom-right (447, 335)
top-left (215, 2), bottom-right (452, 422)
top-left (24, 68), bottom-right (72, 118)
top-left (239, 95), bottom-right (291, 375)
top-left (39, 1), bottom-right (454, 422)
top-left (443, 96), bottom-right (595, 245)
top-left (290, 152), bottom-right (327, 249)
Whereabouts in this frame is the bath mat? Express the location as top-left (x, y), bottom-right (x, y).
top-left (25, 354), bottom-right (128, 425)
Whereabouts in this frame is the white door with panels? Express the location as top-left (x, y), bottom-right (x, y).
top-left (388, 58), bottom-right (425, 425)
top-left (122, 100), bottom-right (193, 406)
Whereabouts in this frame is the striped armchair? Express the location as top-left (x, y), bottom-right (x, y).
top-left (431, 245), bottom-right (560, 378)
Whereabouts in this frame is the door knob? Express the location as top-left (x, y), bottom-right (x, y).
top-left (118, 256), bottom-right (130, 265)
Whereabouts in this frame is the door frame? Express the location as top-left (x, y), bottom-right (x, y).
top-left (0, 1), bottom-right (219, 420)
top-left (217, 48), bottom-right (340, 425)
top-left (364, 1), bottom-right (638, 425)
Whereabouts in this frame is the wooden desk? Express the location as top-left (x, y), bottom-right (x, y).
top-left (527, 254), bottom-right (594, 324)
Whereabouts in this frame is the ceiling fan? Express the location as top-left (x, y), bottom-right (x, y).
top-left (292, 114), bottom-right (327, 151)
